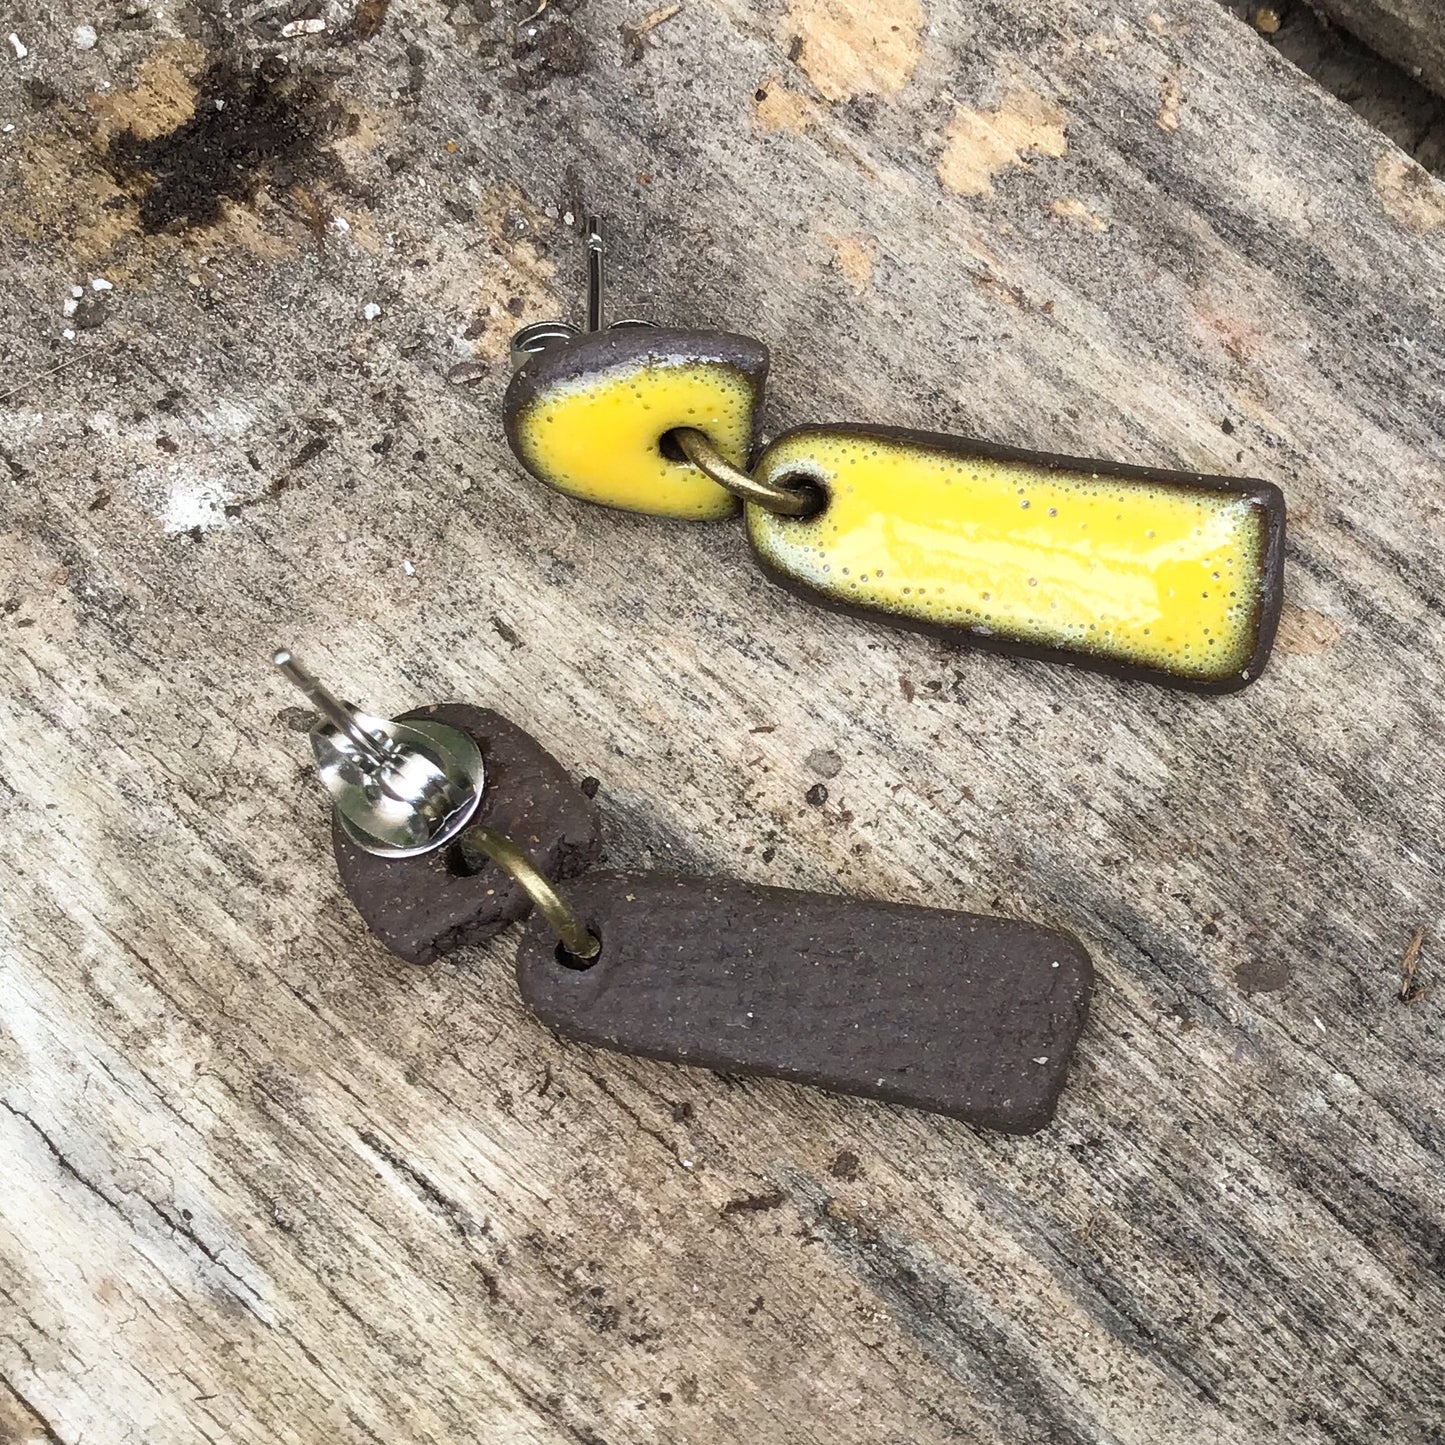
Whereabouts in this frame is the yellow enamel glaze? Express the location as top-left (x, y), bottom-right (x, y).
top-left (511, 359), bottom-right (759, 520)
top-left (748, 429), bottom-right (1272, 681)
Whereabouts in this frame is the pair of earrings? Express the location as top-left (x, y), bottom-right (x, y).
top-left (278, 218), bottom-right (1288, 1134)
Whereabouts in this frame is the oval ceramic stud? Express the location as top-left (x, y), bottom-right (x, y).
top-left (274, 654), bottom-right (600, 966)
top-left (745, 425), bottom-right (1286, 692)
top-left (504, 326), bottom-right (770, 521)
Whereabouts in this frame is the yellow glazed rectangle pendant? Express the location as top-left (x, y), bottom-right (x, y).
top-left (504, 327), bottom-right (768, 521)
top-left (746, 426), bottom-right (1286, 691)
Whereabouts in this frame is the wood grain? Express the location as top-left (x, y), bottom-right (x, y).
top-left (1, 1), bottom-right (1443, 1442)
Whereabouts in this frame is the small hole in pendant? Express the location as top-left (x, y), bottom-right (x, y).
top-left (445, 835), bottom-right (488, 878)
top-left (770, 473), bottom-right (828, 520)
top-left (555, 926), bottom-right (602, 972)
top-left (657, 430), bottom-right (690, 463)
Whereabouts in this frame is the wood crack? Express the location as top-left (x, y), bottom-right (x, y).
top-left (1, 1099), bottom-right (125, 1217)
top-left (0, 1376), bottom-right (63, 1444)
top-left (354, 1128), bottom-right (490, 1243)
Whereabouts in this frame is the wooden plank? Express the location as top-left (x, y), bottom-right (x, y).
top-left (1306, 0), bottom-right (1445, 97)
top-left (1, 0), bottom-right (1444, 1442)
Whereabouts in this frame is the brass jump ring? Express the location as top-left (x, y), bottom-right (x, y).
top-left (671, 427), bottom-right (818, 517)
top-left (459, 826), bottom-right (601, 961)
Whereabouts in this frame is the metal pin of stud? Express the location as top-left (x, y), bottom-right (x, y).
top-left (274, 650), bottom-right (486, 859)
top-left (509, 215), bottom-right (653, 369)
top-left (585, 215), bottom-right (605, 332)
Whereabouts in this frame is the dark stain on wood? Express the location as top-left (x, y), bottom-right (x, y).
top-left (350, 0), bottom-right (392, 43)
top-left (104, 59), bottom-right (338, 233)
top-left (796, 1173), bottom-right (1104, 1444)
top-left (720, 1188), bottom-right (787, 1216)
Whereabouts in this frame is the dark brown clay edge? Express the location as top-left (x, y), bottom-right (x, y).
top-left (747, 423), bottom-right (1287, 695)
top-left (502, 326), bottom-right (771, 514)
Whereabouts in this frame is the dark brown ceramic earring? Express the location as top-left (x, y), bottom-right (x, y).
top-left (276, 651), bottom-right (1093, 1134)
top-left (502, 218), bottom-right (1286, 693)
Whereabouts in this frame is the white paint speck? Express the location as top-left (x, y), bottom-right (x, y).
top-left (8, 33), bottom-right (28, 59)
top-left (74, 24), bottom-right (98, 50)
top-left (91, 277), bottom-right (112, 291)
top-left (563, 210), bottom-right (575, 225)
top-left (280, 18), bottom-right (327, 37)
top-left (1050, 960), bottom-right (1060, 969)
top-left (402, 559), bottom-right (414, 576)
top-left (362, 302), bottom-right (381, 322)
top-left (329, 215), bottom-right (350, 233)
top-left (62, 298), bottom-right (78, 317)
top-left (61, 328), bottom-right (75, 339)
top-left (70, 285), bottom-right (84, 299)
top-left (163, 476), bottom-right (232, 534)
top-left (679, 1159), bottom-right (694, 1170)
top-left (1033, 1056), bottom-right (1050, 1064)
top-left (1314, 1017), bottom-right (1326, 1033)
top-left (2, 124), bottom-right (13, 133)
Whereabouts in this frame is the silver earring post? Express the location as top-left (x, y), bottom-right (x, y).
top-left (585, 214), bottom-right (605, 333)
top-left (274, 650), bottom-right (486, 859)
top-left (509, 215), bottom-right (653, 370)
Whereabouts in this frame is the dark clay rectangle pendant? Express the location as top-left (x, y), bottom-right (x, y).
top-left (516, 871), bottom-right (1092, 1133)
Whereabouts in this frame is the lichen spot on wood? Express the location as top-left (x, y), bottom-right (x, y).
top-left (821, 231), bottom-right (876, 291)
top-left (937, 85), bottom-right (1067, 197)
top-left (1050, 198), bottom-right (1110, 233)
top-left (747, 426), bottom-right (1283, 685)
top-left (1275, 602), bottom-right (1343, 657)
top-left (753, 76), bottom-right (816, 132)
top-left (1157, 68), bottom-right (1184, 132)
top-left (1373, 152), bottom-right (1445, 234)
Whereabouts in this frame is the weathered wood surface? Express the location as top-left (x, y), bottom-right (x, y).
top-left (2, 1), bottom-right (1444, 1442)
top-left (1307, 0), bottom-right (1445, 97)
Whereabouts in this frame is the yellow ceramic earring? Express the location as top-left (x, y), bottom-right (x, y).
top-left (504, 219), bottom-right (1286, 694)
